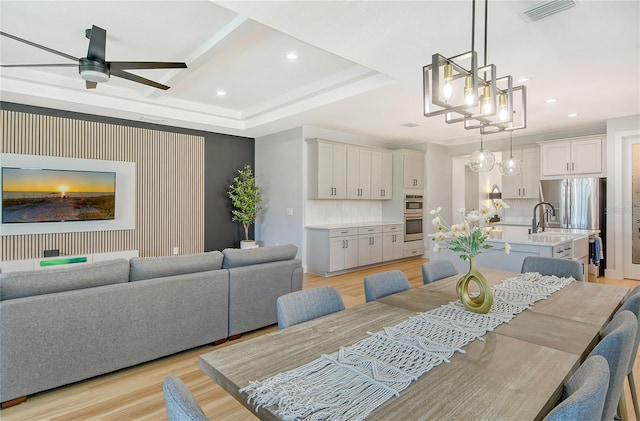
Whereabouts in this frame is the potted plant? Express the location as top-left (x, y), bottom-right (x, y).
top-left (228, 164), bottom-right (263, 249)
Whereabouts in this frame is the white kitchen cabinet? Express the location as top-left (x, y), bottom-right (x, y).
top-left (502, 147), bottom-right (540, 199)
top-left (402, 150), bottom-right (425, 189)
top-left (371, 150), bottom-right (393, 200)
top-left (308, 139), bottom-right (393, 200)
top-left (382, 224), bottom-right (404, 261)
top-left (357, 226), bottom-right (383, 266)
top-left (347, 146), bottom-right (372, 199)
top-left (307, 139), bottom-right (347, 199)
top-left (329, 234), bottom-right (358, 272)
top-left (540, 137), bottom-right (603, 177)
top-left (305, 227), bottom-right (358, 274)
top-left (306, 224), bottom-right (407, 276)
top-left (404, 239), bottom-right (424, 258)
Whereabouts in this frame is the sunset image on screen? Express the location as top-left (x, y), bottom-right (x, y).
top-left (2, 168), bottom-right (116, 223)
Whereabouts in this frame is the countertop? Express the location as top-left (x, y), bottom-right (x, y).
top-left (485, 225), bottom-right (591, 247)
top-left (306, 221), bottom-right (404, 230)
top-left (429, 225), bottom-right (587, 247)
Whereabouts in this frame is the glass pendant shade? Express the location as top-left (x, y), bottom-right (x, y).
top-left (499, 131), bottom-right (521, 176)
top-left (499, 155), bottom-right (522, 176)
top-left (468, 147), bottom-right (495, 172)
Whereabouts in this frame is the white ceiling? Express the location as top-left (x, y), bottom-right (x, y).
top-left (1, 0), bottom-right (638, 147)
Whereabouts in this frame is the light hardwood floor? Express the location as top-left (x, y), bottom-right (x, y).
top-left (2, 257), bottom-right (639, 421)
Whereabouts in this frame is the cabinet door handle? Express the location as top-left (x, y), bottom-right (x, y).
top-left (522, 188), bottom-right (525, 196)
top-left (566, 162), bottom-right (569, 171)
top-left (572, 162), bottom-right (575, 171)
top-left (345, 239), bottom-right (348, 248)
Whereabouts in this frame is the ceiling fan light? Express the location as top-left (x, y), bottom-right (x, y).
top-left (80, 69), bottom-right (109, 83)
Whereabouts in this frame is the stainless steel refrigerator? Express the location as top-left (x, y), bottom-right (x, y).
top-left (539, 177), bottom-right (606, 273)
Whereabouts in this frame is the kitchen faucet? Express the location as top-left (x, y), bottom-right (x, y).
top-left (531, 202), bottom-right (556, 234)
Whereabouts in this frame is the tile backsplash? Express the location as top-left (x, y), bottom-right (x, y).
top-left (306, 200), bottom-right (383, 226)
top-left (501, 198), bottom-right (538, 224)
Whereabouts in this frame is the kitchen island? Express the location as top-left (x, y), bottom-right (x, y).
top-left (430, 225), bottom-right (592, 277)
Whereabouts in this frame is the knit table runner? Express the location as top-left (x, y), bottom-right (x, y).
top-left (241, 272), bottom-right (575, 421)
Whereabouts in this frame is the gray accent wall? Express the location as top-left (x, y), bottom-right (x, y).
top-left (204, 133), bottom-right (254, 251)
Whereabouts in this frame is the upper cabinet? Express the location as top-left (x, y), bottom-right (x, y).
top-left (346, 146), bottom-right (372, 199)
top-left (502, 147), bottom-right (540, 199)
top-left (371, 150), bottom-right (393, 199)
top-left (307, 139), bottom-right (347, 199)
top-left (400, 150), bottom-right (425, 189)
top-left (540, 136), bottom-right (604, 178)
top-left (307, 139), bottom-right (393, 200)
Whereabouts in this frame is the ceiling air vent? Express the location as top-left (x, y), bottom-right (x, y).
top-left (522, 0), bottom-right (576, 22)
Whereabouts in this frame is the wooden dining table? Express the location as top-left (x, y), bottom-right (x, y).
top-left (199, 268), bottom-right (628, 421)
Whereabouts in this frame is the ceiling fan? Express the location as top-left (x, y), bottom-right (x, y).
top-left (0, 25), bottom-right (187, 90)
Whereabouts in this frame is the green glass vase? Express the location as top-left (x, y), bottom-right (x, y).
top-left (456, 255), bottom-right (493, 314)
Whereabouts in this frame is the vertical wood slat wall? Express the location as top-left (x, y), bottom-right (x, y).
top-left (0, 109), bottom-right (205, 261)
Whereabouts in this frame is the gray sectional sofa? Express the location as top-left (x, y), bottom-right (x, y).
top-left (0, 244), bottom-right (302, 405)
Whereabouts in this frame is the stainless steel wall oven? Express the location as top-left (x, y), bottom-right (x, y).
top-left (404, 195), bottom-right (423, 242)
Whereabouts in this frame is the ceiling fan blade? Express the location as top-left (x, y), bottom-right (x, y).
top-left (86, 25), bottom-right (106, 62)
top-left (109, 61), bottom-right (187, 71)
top-left (110, 68), bottom-right (171, 90)
top-left (0, 63), bottom-right (78, 68)
top-left (0, 31), bottom-right (78, 62)
top-left (86, 81), bottom-right (97, 89)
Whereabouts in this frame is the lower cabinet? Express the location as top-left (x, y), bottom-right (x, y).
top-left (306, 223), bottom-right (408, 276)
top-left (358, 226), bottom-right (383, 266)
top-left (328, 230), bottom-right (358, 272)
top-left (383, 224), bottom-right (404, 261)
top-left (404, 240), bottom-right (424, 258)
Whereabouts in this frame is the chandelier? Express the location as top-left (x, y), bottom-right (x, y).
top-left (423, 0), bottom-right (528, 172)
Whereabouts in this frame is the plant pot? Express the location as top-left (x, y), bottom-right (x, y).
top-left (240, 240), bottom-right (257, 249)
top-left (456, 255), bottom-right (494, 314)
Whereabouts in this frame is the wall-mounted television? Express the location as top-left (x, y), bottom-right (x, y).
top-left (2, 167), bottom-right (116, 223)
top-left (0, 154), bottom-right (135, 236)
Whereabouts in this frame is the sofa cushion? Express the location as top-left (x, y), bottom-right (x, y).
top-left (222, 244), bottom-right (298, 269)
top-left (129, 251), bottom-right (224, 282)
top-left (0, 258), bottom-right (129, 301)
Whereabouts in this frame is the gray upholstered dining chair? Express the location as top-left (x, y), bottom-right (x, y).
top-left (276, 286), bottom-right (345, 329)
top-left (520, 256), bottom-right (584, 281)
top-left (163, 376), bottom-right (209, 421)
top-left (615, 286), bottom-right (640, 420)
top-left (422, 260), bottom-right (458, 284)
top-left (588, 310), bottom-right (637, 421)
top-left (543, 355), bottom-right (610, 421)
top-left (363, 270), bottom-right (411, 302)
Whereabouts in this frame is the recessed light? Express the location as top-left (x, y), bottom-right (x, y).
top-left (516, 77), bottom-right (530, 83)
top-left (568, 113), bottom-right (578, 118)
top-left (286, 52), bottom-right (298, 60)
top-left (216, 90), bottom-right (226, 97)
top-left (545, 98), bottom-right (558, 104)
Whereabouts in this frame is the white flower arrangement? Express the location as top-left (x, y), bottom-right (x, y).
top-left (430, 202), bottom-right (511, 261)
